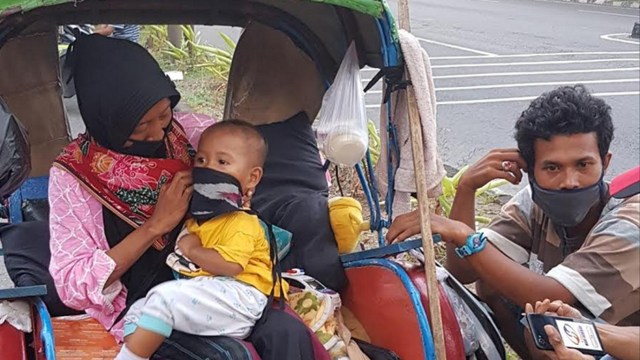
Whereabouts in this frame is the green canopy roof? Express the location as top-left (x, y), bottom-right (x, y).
top-left (0, 0), bottom-right (386, 18)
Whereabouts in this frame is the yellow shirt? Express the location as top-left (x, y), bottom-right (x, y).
top-left (185, 212), bottom-right (288, 298)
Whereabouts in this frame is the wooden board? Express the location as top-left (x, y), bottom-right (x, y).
top-left (51, 317), bottom-right (120, 359)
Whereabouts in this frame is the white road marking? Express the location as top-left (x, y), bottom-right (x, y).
top-left (432, 58), bottom-right (639, 69)
top-left (430, 51), bottom-right (639, 60)
top-left (535, 0), bottom-right (639, 9)
top-left (364, 78), bottom-right (639, 95)
top-left (364, 91), bottom-right (639, 108)
top-left (600, 33), bottom-right (640, 46)
top-left (416, 37), bottom-right (498, 57)
top-left (362, 67), bottom-right (639, 82)
top-left (578, 10), bottom-right (640, 18)
top-left (432, 67), bottom-right (640, 80)
top-left (437, 91), bottom-right (640, 105)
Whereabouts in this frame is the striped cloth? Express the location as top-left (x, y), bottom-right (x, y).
top-left (111, 24), bottom-right (140, 43)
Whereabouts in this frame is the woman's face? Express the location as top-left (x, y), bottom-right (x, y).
top-left (123, 98), bottom-right (172, 147)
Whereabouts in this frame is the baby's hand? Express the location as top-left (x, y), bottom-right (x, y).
top-left (178, 234), bottom-right (201, 259)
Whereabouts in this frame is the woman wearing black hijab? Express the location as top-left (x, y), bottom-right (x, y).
top-left (49, 34), bottom-right (318, 359)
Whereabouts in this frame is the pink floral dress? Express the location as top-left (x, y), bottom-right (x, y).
top-left (48, 113), bottom-right (214, 342)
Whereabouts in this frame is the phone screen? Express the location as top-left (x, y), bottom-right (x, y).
top-left (526, 314), bottom-right (605, 356)
top-left (554, 319), bottom-right (603, 352)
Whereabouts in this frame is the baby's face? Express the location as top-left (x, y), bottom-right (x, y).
top-left (194, 128), bottom-right (260, 193)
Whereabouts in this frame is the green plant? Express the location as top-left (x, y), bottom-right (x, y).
top-left (438, 166), bottom-right (508, 224)
top-left (367, 119), bottom-right (381, 166)
top-left (142, 25), bottom-right (169, 53)
top-left (141, 25), bottom-right (235, 80)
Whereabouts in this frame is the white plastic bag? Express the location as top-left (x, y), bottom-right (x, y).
top-left (316, 42), bottom-right (368, 167)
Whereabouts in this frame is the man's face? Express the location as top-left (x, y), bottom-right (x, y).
top-left (532, 132), bottom-right (611, 190)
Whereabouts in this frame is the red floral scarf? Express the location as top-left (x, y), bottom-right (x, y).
top-left (54, 121), bottom-right (194, 250)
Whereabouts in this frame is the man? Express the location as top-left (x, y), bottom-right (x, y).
top-left (386, 85), bottom-right (639, 359)
top-left (94, 24), bottom-right (140, 43)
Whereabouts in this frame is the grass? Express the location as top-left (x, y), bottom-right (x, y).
top-left (174, 68), bottom-right (227, 119)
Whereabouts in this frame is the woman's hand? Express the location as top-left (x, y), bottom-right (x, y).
top-left (386, 211), bottom-right (473, 245)
top-left (458, 148), bottom-right (527, 192)
top-left (146, 170), bottom-right (193, 236)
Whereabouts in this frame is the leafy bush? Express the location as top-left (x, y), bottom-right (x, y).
top-left (438, 166), bottom-right (507, 224)
top-left (142, 25), bottom-right (234, 80)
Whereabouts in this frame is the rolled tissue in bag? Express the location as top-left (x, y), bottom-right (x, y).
top-left (316, 43), bottom-right (368, 166)
top-left (322, 131), bottom-right (368, 168)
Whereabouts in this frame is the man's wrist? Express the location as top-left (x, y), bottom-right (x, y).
top-left (453, 226), bottom-right (475, 246)
top-left (454, 231), bottom-right (488, 258)
top-left (456, 179), bottom-right (478, 196)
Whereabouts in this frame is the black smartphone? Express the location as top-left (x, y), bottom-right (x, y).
top-left (526, 313), bottom-right (606, 356)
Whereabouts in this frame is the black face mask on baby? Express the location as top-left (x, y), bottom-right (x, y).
top-left (189, 167), bottom-right (244, 222)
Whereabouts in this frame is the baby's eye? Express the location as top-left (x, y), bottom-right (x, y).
top-left (218, 159), bottom-right (229, 165)
top-left (195, 157), bottom-right (205, 164)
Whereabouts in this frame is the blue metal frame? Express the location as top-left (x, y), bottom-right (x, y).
top-left (340, 234), bottom-right (441, 263)
top-left (343, 258), bottom-right (435, 360)
top-left (340, 238), bottom-right (421, 263)
top-left (0, 285), bottom-right (47, 301)
top-left (374, 11), bottom-right (402, 247)
top-left (8, 176), bottom-right (49, 224)
top-left (34, 297), bottom-right (57, 360)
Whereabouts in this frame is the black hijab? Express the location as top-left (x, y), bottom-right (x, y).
top-left (70, 34), bottom-right (180, 151)
top-left (67, 34), bottom-right (182, 305)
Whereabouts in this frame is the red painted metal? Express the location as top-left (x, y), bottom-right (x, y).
top-left (409, 268), bottom-right (466, 360)
top-left (0, 323), bottom-right (28, 360)
top-left (342, 265), bottom-right (429, 360)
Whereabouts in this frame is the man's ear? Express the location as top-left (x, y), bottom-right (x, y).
top-left (603, 152), bottom-right (612, 172)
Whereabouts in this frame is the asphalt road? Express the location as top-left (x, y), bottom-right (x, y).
top-left (365, 0), bottom-right (639, 192)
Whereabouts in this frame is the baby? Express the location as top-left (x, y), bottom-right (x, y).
top-left (116, 120), bottom-right (286, 360)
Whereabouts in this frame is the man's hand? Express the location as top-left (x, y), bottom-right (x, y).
top-left (386, 210), bottom-right (420, 243)
top-left (458, 148), bottom-right (527, 192)
top-left (543, 325), bottom-right (595, 360)
top-left (531, 299), bottom-right (583, 320)
top-left (524, 300), bottom-right (593, 360)
top-left (386, 211), bottom-right (473, 245)
top-left (93, 24), bottom-right (115, 36)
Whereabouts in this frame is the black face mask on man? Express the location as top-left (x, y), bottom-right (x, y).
top-left (530, 174), bottom-right (607, 228)
top-left (190, 167), bottom-right (244, 222)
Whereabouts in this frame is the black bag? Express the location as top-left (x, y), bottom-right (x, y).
top-left (0, 221), bottom-right (82, 316)
top-left (353, 338), bottom-right (401, 360)
top-left (0, 97), bottom-right (31, 199)
top-left (253, 112), bottom-right (347, 292)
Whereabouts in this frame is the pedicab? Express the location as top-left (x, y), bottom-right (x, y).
top-left (0, 1), bottom-right (506, 359)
